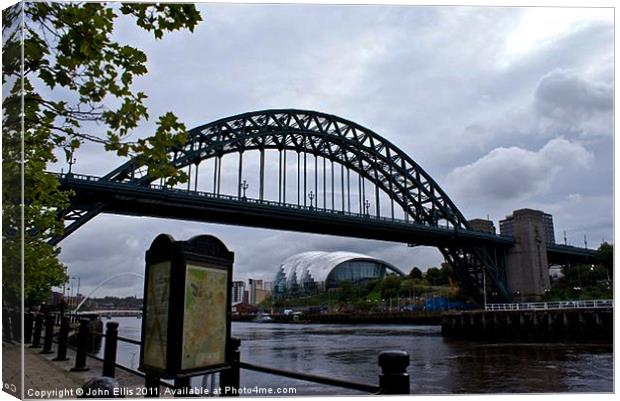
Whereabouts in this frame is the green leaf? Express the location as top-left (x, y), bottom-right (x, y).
top-left (3, 2), bottom-right (203, 307)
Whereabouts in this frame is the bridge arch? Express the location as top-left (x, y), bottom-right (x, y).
top-left (73, 272), bottom-right (144, 313)
top-left (103, 109), bottom-right (470, 230)
top-left (57, 109), bottom-right (511, 301)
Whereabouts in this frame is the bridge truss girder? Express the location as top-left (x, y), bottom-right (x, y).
top-left (54, 109), bottom-right (512, 302)
top-left (104, 109), bottom-right (469, 229)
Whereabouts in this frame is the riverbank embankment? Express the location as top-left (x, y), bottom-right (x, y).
top-left (233, 311), bottom-right (443, 325)
top-left (441, 307), bottom-right (613, 342)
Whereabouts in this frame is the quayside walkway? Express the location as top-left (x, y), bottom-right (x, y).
top-left (2, 341), bottom-right (149, 399)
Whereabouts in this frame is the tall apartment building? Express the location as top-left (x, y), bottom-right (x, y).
top-left (232, 281), bottom-right (245, 304)
top-left (248, 279), bottom-right (264, 305)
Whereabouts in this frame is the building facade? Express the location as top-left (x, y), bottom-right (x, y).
top-left (232, 281), bottom-right (245, 304)
top-left (248, 279), bottom-right (264, 305)
top-left (273, 251), bottom-right (405, 298)
top-left (468, 218), bottom-right (496, 234)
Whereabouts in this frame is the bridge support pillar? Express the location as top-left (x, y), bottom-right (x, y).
top-left (502, 209), bottom-right (551, 301)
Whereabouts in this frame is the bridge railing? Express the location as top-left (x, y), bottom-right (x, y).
top-left (53, 171), bottom-right (514, 243)
top-left (485, 299), bottom-right (613, 311)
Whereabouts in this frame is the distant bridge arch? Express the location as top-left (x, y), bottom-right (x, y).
top-left (73, 272), bottom-right (144, 313)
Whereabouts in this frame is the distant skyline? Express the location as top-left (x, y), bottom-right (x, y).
top-left (48, 3), bottom-right (613, 298)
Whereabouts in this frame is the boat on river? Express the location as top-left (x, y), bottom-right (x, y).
top-left (253, 313), bottom-right (273, 323)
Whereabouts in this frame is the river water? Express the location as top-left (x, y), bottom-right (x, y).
top-left (99, 317), bottom-right (613, 395)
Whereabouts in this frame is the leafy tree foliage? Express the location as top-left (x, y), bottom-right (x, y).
top-left (544, 264), bottom-right (612, 301)
top-left (596, 242), bottom-right (613, 279)
top-left (424, 267), bottom-right (443, 285)
top-left (424, 264), bottom-right (454, 286)
top-left (337, 280), bottom-right (356, 302)
top-left (376, 275), bottom-right (401, 299)
top-left (2, 2), bottom-right (202, 306)
top-left (409, 266), bottom-right (422, 279)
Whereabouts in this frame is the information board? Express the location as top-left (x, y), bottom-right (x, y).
top-left (181, 264), bottom-right (228, 370)
top-left (142, 261), bottom-right (171, 370)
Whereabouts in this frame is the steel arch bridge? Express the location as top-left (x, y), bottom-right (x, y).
top-left (52, 109), bottom-right (515, 301)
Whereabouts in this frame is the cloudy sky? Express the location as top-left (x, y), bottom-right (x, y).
top-left (51, 3), bottom-right (614, 298)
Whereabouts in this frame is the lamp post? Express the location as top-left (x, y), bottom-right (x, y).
top-left (240, 180), bottom-right (248, 199)
top-left (308, 191), bottom-right (315, 209)
top-left (68, 285), bottom-right (73, 310)
top-left (67, 148), bottom-right (76, 175)
top-left (72, 276), bottom-right (81, 308)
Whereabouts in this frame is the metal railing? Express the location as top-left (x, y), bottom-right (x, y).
top-left (52, 171), bottom-right (513, 244)
top-left (18, 312), bottom-right (410, 396)
top-left (238, 361), bottom-right (380, 393)
top-left (485, 299), bottom-right (613, 311)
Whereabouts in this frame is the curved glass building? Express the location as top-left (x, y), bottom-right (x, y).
top-left (273, 251), bottom-right (404, 297)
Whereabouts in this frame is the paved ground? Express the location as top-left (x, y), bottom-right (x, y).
top-left (2, 341), bottom-right (159, 399)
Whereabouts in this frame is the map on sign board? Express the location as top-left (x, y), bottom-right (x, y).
top-left (143, 261), bottom-right (171, 370)
top-left (181, 264), bottom-right (228, 370)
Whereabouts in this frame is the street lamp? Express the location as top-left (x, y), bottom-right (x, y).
top-left (72, 276), bottom-right (81, 306)
top-left (67, 147), bottom-right (76, 175)
top-left (240, 180), bottom-right (249, 199)
top-left (308, 191), bottom-right (315, 209)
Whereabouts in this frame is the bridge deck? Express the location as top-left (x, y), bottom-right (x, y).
top-left (56, 173), bottom-right (514, 248)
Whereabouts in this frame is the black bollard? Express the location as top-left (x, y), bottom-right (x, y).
top-left (221, 337), bottom-right (241, 396)
top-left (173, 377), bottom-right (190, 398)
top-left (53, 316), bottom-right (70, 361)
top-left (40, 314), bottom-right (55, 354)
top-left (11, 309), bottom-right (21, 342)
top-left (30, 314), bottom-right (43, 348)
top-left (144, 374), bottom-right (160, 398)
top-left (378, 350), bottom-right (410, 394)
top-left (2, 309), bottom-right (13, 343)
top-left (24, 312), bottom-right (34, 344)
top-left (71, 318), bottom-right (90, 372)
top-left (102, 321), bottom-right (119, 378)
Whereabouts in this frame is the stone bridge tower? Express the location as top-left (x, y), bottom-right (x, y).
top-left (499, 209), bottom-right (553, 301)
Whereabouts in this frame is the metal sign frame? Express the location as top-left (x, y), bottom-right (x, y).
top-left (139, 233), bottom-right (234, 379)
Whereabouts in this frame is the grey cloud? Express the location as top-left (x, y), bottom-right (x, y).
top-left (433, 22), bottom-right (614, 166)
top-left (535, 69), bottom-right (612, 116)
top-left (51, 5), bottom-right (613, 296)
top-left (445, 137), bottom-right (593, 202)
top-left (534, 69), bottom-right (613, 136)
